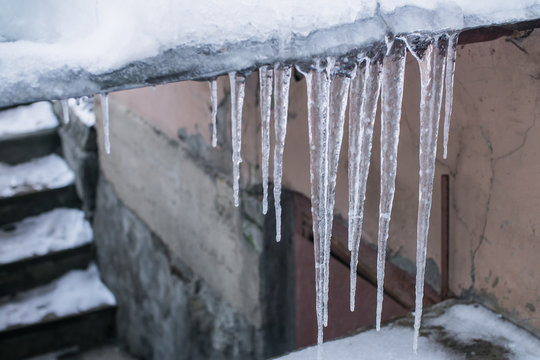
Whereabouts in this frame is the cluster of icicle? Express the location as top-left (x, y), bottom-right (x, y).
top-left (59, 29), bottom-right (458, 354)
top-left (209, 31), bottom-right (459, 353)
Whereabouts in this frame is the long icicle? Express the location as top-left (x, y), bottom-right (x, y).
top-left (228, 72), bottom-right (246, 207)
top-left (259, 66), bottom-right (273, 215)
top-left (210, 79), bottom-right (218, 148)
top-left (273, 64), bottom-right (292, 241)
top-left (405, 34), bottom-right (448, 352)
top-left (442, 32), bottom-right (459, 159)
top-left (349, 55), bottom-right (383, 312)
top-left (348, 60), bottom-right (367, 253)
top-left (375, 38), bottom-right (407, 330)
top-left (296, 58), bottom-right (333, 348)
top-left (61, 99), bottom-right (70, 124)
top-left (100, 93), bottom-right (110, 154)
top-left (322, 59), bottom-right (354, 327)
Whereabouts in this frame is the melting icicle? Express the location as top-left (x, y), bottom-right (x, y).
top-left (210, 79), bottom-right (219, 148)
top-left (209, 79), bottom-right (217, 147)
top-left (61, 99), bottom-right (70, 124)
top-left (296, 58), bottom-right (333, 346)
top-left (375, 38), bottom-right (407, 330)
top-left (405, 34), bottom-right (448, 352)
top-left (349, 54), bottom-right (383, 312)
top-left (259, 66), bottom-right (273, 215)
top-left (347, 60), bottom-right (366, 253)
top-left (321, 58), bottom-right (354, 327)
top-left (229, 72), bottom-right (246, 207)
top-left (442, 32), bottom-right (459, 159)
top-left (273, 64), bottom-right (292, 241)
top-left (100, 93), bottom-right (110, 154)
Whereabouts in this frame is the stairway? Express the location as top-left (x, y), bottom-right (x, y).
top-left (0, 102), bottom-right (117, 360)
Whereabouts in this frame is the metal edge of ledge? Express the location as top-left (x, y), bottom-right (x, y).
top-left (1, 7), bottom-right (540, 108)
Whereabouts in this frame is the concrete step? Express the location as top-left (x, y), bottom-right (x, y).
top-left (0, 154), bottom-right (80, 225)
top-left (0, 102), bottom-right (60, 164)
top-left (0, 208), bottom-right (94, 297)
top-left (0, 264), bottom-right (117, 360)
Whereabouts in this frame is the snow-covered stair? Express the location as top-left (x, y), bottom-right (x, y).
top-left (0, 265), bottom-right (116, 360)
top-left (0, 208), bottom-right (94, 296)
top-left (0, 154), bottom-right (79, 225)
top-left (0, 101), bottom-right (118, 359)
top-left (0, 102), bottom-right (60, 164)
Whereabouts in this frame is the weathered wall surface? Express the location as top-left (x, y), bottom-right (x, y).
top-left (108, 30), bottom-right (540, 338)
top-left (94, 96), bottom-right (295, 359)
top-left (94, 176), bottom-right (265, 359)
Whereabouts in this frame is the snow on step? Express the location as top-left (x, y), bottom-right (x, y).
top-left (0, 208), bottom-right (92, 265)
top-left (278, 302), bottom-right (540, 360)
top-left (0, 154), bottom-right (75, 198)
top-left (0, 102), bottom-right (58, 138)
top-left (68, 97), bottom-right (96, 127)
top-left (0, 264), bottom-right (115, 331)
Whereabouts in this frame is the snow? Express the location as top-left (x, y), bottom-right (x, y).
top-left (429, 304), bottom-right (540, 359)
top-left (278, 302), bottom-right (540, 360)
top-left (0, 102), bottom-right (58, 138)
top-left (0, 154), bottom-right (75, 198)
top-left (0, 208), bottom-right (92, 265)
top-left (0, 264), bottom-right (115, 331)
top-left (68, 97), bottom-right (96, 127)
top-left (0, 0), bottom-right (539, 108)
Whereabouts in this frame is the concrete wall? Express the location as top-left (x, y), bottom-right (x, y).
top-left (94, 94), bottom-right (295, 359)
top-left (102, 29), bottom-right (540, 344)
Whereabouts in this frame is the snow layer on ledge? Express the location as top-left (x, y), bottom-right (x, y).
top-left (0, 264), bottom-right (116, 331)
top-left (0, 154), bottom-right (75, 198)
top-left (0, 102), bottom-right (58, 138)
top-left (0, 1), bottom-right (539, 107)
top-left (279, 302), bottom-right (540, 359)
top-left (0, 208), bottom-right (92, 265)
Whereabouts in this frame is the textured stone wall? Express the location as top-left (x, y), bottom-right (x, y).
top-left (93, 96), bottom-right (295, 359)
top-left (94, 177), bottom-right (262, 359)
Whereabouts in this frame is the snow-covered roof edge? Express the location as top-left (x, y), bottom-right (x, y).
top-left (1, 3), bottom-right (539, 108)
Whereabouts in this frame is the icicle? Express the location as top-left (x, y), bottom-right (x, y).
top-left (405, 34), bottom-right (448, 352)
top-left (259, 66), bottom-right (273, 215)
top-left (228, 72), bottom-right (246, 207)
top-left (321, 58), bottom-right (354, 327)
top-left (100, 93), bottom-right (110, 154)
top-left (347, 60), bottom-right (366, 253)
top-left (273, 63), bottom-right (291, 241)
top-left (61, 99), bottom-right (70, 124)
top-left (375, 38), bottom-right (407, 330)
top-left (442, 32), bottom-right (459, 159)
top-left (210, 79), bottom-right (219, 148)
top-left (296, 57), bottom-right (334, 346)
top-left (75, 97), bottom-right (81, 106)
top-left (348, 54), bottom-right (383, 312)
